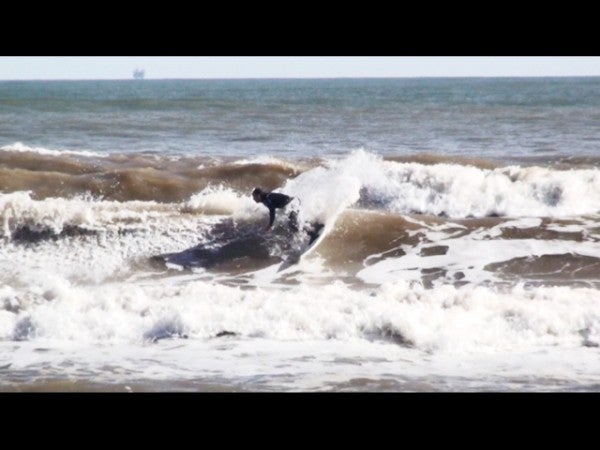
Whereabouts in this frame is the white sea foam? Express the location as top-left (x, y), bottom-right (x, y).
top-left (0, 191), bottom-right (216, 283)
top-left (2, 274), bottom-right (600, 356)
top-left (374, 160), bottom-right (600, 218)
top-left (231, 155), bottom-right (298, 169)
top-left (0, 191), bottom-right (185, 238)
top-left (0, 142), bottom-right (105, 158)
top-left (359, 237), bottom-right (600, 286)
top-left (3, 337), bottom-right (599, 391)
top-left (359, 216), bottom-right (600, 286)
top-left (183, 185), bottom-right (260, 217)
top-left (296, 149), bottom-right (600, 219)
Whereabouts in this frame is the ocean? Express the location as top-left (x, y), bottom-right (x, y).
top-left (2, 78), bottom-right (600, 391)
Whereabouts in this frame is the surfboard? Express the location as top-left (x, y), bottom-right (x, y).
top-left (277, 223), bottom-right (325, 272)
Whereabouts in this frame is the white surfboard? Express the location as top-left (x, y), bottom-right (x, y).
top-left (277, 223), bottom-right (325, 272)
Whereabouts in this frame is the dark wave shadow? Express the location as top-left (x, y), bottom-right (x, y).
top-left (149, 217), bottom-right (324, 275)
top-left (149, 218), bottom-right (291, 274)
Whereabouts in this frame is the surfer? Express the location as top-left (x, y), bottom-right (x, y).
top-left (252, 187), bottom-right (298, 233)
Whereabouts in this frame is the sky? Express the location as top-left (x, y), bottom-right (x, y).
top-left (1, 57), bottom-right (600, 80)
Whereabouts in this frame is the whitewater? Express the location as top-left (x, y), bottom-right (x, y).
top-left (2, 145), bottom-right (600, 391)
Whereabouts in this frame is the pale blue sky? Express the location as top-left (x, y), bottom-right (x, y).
top-left (1, 57), bottom-right (600, 80)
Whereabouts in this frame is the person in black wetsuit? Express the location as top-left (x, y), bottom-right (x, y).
top-left (252, 187), bottom-right (298, 232)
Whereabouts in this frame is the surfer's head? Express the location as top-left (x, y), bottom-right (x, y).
top-left (252, 187), bottom-right (264, 202)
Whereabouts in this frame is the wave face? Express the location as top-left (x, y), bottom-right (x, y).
top-left (3, 145), bottom-right (600, 216)
top-left (3, 149), bottom-right (600, 284)
top-left (0, 143), bottom-right (303, 202)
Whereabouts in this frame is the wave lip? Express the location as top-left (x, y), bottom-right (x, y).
top-left (354, 151), bottom-right (600, 218)
top-left (0, 190), bottom-right (186, 240)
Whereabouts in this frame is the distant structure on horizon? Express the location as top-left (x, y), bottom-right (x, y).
top-left (133, 69), bottom-right (145, 80)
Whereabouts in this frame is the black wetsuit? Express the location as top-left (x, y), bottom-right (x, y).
top-left (261, 192), bottom-right (294, 229)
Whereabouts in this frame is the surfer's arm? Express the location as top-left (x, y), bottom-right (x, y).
top-left (267, 206), bottom-right (276, 230)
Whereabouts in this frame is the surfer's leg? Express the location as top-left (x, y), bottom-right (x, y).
top-left (288, 210), bottom-right (299, 232)
top-left (286, 198), bottom-right (300, 232)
